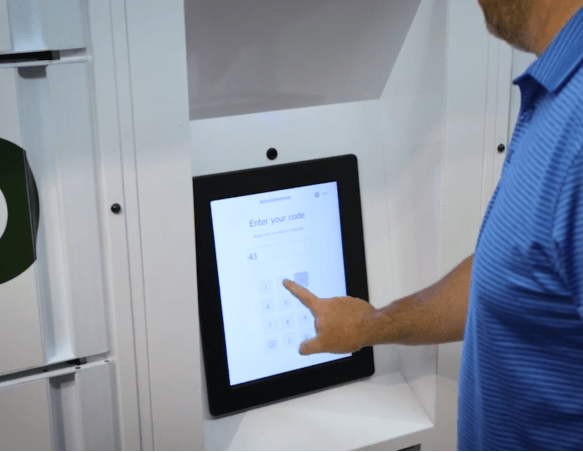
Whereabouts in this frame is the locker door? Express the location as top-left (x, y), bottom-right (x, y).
top-left (0, 61), bottom-right (108, 376)
top-left (0, 362), bottom-right (118, 450)
top-left (0, 378), bottom-right (53, 450)
top-left (1, 0), bottom-right (86, 54)
top-left (0, 68), bottom-right (45, 375)
top-left (0, 0), bottom-right (12, 53)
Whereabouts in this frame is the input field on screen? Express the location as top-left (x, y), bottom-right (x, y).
top-left (246, 239), bottom-right (311, 264)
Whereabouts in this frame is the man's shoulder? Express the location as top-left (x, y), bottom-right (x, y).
top-left (546, 62), bottom-right (583, 149)
top-left (556, 58), bottom-right (583, 112)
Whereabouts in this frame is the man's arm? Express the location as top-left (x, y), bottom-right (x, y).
top-left (365, 254), bottom-right (474, 346)
top-left (283, 254), bottom-right (474, 355)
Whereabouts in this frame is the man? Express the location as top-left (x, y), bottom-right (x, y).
top-left (283, 0), bottom-right (583, 449)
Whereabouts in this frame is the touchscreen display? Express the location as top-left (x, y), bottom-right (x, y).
top-left (210, 182), bottom-right (351, 386)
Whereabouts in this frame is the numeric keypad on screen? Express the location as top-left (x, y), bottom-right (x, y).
top-left (259, 273), bottom-right (315, 355)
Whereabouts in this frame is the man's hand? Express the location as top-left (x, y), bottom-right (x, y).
top-left (283, 279), bottom-right (377, 355)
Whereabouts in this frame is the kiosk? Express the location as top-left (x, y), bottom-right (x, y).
top-left (0, 0), bottom-right (527, 449)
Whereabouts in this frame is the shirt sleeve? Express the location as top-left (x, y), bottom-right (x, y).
top-left (552, 146), bottom-right (583, 318)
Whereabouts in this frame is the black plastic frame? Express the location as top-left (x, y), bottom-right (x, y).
top-left (193, 154), bottom-right (374, 417)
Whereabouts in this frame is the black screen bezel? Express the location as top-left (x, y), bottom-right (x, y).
top-left (193, 154), bottom-right (374, 417)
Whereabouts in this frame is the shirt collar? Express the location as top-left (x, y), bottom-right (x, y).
top-left (514, 5), bottom-right (583, 93)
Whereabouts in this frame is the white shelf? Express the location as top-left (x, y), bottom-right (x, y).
top-left (205, 372), bottom-right (433, 450)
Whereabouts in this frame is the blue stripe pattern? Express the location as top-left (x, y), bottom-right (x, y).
top-left (458, 6), bottom-right (583, 450)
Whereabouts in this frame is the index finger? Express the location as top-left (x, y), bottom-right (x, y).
top-left (283, 279), bottom-right (319, 314)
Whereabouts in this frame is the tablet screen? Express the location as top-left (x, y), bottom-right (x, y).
top-left (210, 182), bottom-right (351, 386)
top-left (195, 155), bottom-right (374, 416)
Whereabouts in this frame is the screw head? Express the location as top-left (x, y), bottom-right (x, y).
top-left (266, 148), bottom-right (278, 160)
top-left (497, 144), bottom-right (506, 153)
top-left (111, 203), bottom-right (122, 214)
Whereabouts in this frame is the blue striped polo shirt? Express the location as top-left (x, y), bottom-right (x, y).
top-left (458, 6), bottom-right (583, 450)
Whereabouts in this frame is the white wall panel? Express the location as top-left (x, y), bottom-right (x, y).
top-left (104, 1), bottom-right (155, 447)
top-left (493, 43), bottom-right (514, 196)
top-left (481, 37), bottom-right (513, 215)
top-left (440, 0), bottom-right (492, 269)
top-left (85, 0), bottom-right (143, 448)
top-left (379, 0), bottom-right (448, 422)
top-left (123, 0), bottom-right (204, 449)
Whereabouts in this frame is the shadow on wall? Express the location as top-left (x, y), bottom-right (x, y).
top-left (185, 0), bottom-right (422, 120)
